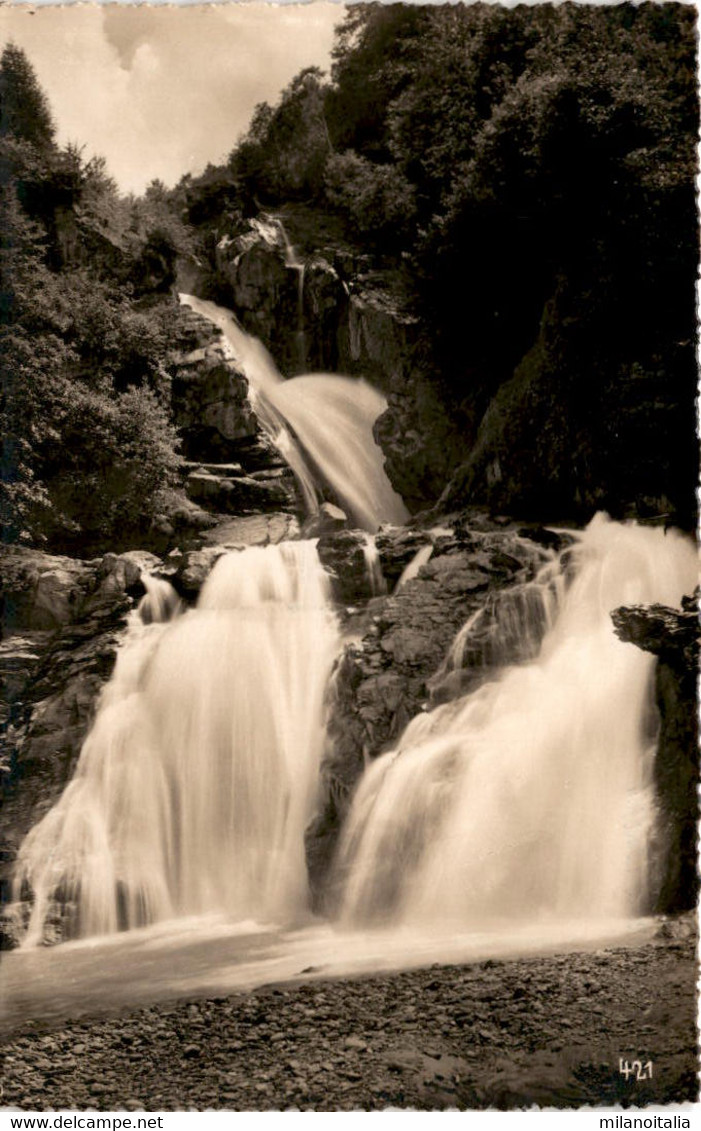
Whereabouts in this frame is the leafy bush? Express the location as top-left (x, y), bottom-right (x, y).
top-left (0, 47), bottom-right (184, 551)
top-left (323, 151), bottom-right (416, 249)
top-left (48, 385), bottom-right (182, 548)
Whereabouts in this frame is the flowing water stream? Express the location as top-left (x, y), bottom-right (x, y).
top-left (335, 517), bottom-right (697, 928)
top-left (179, 294), bottom-right (407, 532)
top-left (3, 282), bottom-right (697, 1025)
top-left (13, 543), bottom-right (340, 945)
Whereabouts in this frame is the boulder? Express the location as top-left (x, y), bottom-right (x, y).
top-left (374, 360), bottom-right (471, 514)
top-left (171, 340), bottom-right (259, 461)
top-left (0, 549), bottom-right (94, 633)
top-left (302, 503), bottom-right (348, 539)
top-left (173, 547), bottom-right (227, 599)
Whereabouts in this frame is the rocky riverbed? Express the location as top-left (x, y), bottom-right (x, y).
top-left (1, 920), bottom-right (696, 1112)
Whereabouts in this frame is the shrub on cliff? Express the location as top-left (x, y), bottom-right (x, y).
top-left (0, 48), bottom-right (183, 551)
top-left (231, 68), bottom-right (332, 203)
top-left (47, 385), bottom-right (182, 549)
top-left (323, 151), bottom-right (416, 250)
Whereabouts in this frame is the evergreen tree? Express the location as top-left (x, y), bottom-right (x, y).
top-left (0, 43), bottom-right (55, 148)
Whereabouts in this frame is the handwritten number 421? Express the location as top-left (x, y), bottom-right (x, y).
top-left (619, 1059), bottom-right (653, 1081)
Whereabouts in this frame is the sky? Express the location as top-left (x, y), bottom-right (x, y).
top-left (0, 3), bottom-right (344, 194)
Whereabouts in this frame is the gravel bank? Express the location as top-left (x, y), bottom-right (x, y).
top-left (1, 927), bottom-right (697, 1111)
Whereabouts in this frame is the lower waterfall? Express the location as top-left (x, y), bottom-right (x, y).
top-left (10, 516), bottom-right (697, 955)
top-left (13, 542), bottom-right (340, 945)
top-left (334, 516), bottom-right (698, 929)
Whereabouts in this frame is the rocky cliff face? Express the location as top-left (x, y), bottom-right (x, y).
top-left (206, 209), bottom-right (697, 529)
top-left (146, 301), bottom-right (302, 556)
top-left (0, 549), bottom-right (164, 945)
top-left (306, 516), bottom-right (567, 903)
top-left (611, 593), bottom-right (699, 914)
top-left (207, 215), bottom-right (472, 514)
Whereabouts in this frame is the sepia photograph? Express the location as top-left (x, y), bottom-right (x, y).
top-left (0, 0), bottom-right (698, 1116)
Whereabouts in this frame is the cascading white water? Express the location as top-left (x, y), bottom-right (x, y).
top-left (14, 542), bottom-right (340, 945)
top-left (139, 573), bottom-right (183, 625)
top-left (360, 532), bottom-right (387, 597)
top-left (179, 294), bottom-right (408, 532)
top-left (335, 515), bottom-right (698, 929)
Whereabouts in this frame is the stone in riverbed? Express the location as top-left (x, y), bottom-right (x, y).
top-left (185, 469), bottom-right (297, 514)
top-left (200, 513), bottom-right (300, 550)
top-left (302, 503), bottom-right (348, 538)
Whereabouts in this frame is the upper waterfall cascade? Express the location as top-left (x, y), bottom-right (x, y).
top-left (179, 293), bottom-right (408, 533)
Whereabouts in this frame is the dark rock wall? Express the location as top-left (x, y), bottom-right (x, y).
top-left (612, 594), bottom-right (699, 913)
top-left (306, 519), bottom-right (560, 903)
top-left (0, 551), bottom-right (158, 942)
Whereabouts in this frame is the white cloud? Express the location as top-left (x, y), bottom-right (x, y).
top-left (0, 3), bottom-right (342, 193)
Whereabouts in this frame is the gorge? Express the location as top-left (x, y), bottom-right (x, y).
top-left (0, 6), bottom-right (698, 1109)
top-left (3, 280), bottom-right (697, 959)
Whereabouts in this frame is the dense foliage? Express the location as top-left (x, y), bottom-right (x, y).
top-left (2, 4), bottom-right (697, 541)
top-left (203, 1), bottom-right (697, 522)
top-left (0, 44), bottom-right (183, 551)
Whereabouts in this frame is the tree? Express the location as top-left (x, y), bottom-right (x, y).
top-left (0, 43), bottom-right (55, 148)
top-left (230, 68), bottom-right (332, 201)
top-left (326, 3), bottom-right (429, 159)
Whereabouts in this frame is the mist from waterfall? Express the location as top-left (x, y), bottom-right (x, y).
top-left (14, 543), bottom-right (340, 945)
top-left (179, 294), bottom-right (407, 532)
top-left (335, 515), bottom-right (698, 929)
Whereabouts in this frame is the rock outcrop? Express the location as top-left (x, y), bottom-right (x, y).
top-left (0, 550), bottom-right (165, 945)
top-left (612, 593), bottom-right (699, 913)
top-left (306, 517), bottom-right (564, 901)
top-left (214, 218), bottom-right (300, 375)
top-left (155, 301), bottom-right (306, 553)
top-left (169, 308), bottom-right (259, 462)
top-left (1, 548), bottom-right (95, 633)
top-left (184, 465), bottom-right (297, 515)
top-left (208, 215), bottom-right (473, 513)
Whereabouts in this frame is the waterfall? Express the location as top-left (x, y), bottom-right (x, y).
top-left (14, 542), bottom-right (340, 945)
top-left (360, 532), bottom-right (387, 597)
top-left (180, 294), bottom-right (408, 532)
top-left (334, 515), bottom-right (698, 929)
